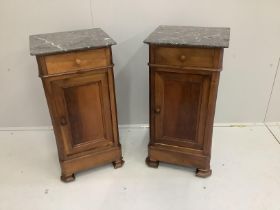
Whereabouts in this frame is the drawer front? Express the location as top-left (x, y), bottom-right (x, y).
top-left (153, 47), bottom-right (215, 68)
top-left (45, 48), bottom-right (110, 75)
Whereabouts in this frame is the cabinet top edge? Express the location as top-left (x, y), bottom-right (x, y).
top-left (144, 25), bottom-right (230, 48)
top-left (29, 28), bottom-right (116, 56)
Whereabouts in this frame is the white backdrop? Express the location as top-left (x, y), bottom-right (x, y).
top-left (0, 0), bottom-right (279, 126)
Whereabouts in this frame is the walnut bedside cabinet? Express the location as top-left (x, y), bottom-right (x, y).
top-left (30, 28), bottom-right (124, 182)
top-left (144, 25), bottom-right (230, 177)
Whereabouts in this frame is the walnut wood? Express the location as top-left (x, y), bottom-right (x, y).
top-left (35, 47), bottom-right (124, 182)
top-left (196, 168), bottom-right (212, 178)
top-left (61, 173), bottom-right (75, 182)
top-left (147, 44), bottom-right (224, 177)
top-left (145, 157), bottom-right (159, 168)
top-left (112, 159), bottom-right (125, 169)
top-left (154, 46), bottom-right (216, 68)
top-left (44, 48), bottom-right (110, 75)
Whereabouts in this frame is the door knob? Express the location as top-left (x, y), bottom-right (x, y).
top-left (155, 107), bottom-right (161, 114)
top-left (60, 116), bottom-right (67, 126)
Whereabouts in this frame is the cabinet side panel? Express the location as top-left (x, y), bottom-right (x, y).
top-left (203, 72), bottom-right (221, 156)
top-left (149, 45), bottom-right (156, 145)
top-left (107, 67), bottom-right (120, 146)
top-left (41, 78), bottom-right (66, 160)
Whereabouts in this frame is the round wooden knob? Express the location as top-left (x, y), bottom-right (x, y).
top-left (179, 55), bottom-right (186, 61)
top-left (75, 58), bottom-right (81, 65)
top-left (155, 108), bottom-right (161, 114)
top-left (60, 116), bottom-right (67, 126)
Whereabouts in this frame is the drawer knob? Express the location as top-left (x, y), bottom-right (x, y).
top-left (75, 58), bottom-right (81, 65)
top-left (155, 107), bottom-right (161, 114)
top-left (60, 116), bottom-right (67, 126)
top-left (179, 55), bottom-right (187, 61)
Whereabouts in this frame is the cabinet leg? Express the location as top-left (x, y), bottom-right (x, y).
top-left (196, 168), bottom-right (212, 178)
top-left (146, 157), bottom-right (159, 168)
top-left (61, 173), bottom-right (75, 182)
top-left (112, 158), bottom-right (125, 169)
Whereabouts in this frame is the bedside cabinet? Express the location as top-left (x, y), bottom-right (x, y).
top-left (30, 28), bottom-right (124, 182)
top-left (144, 25), bottom-right (230, 177)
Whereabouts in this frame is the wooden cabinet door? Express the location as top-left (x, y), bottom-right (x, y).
top-left (50, 71), bottom-right (114, 156)
top-left (153, 69), bottom-right (211, 150)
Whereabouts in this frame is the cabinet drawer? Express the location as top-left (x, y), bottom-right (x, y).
top-left (45, 48), bottom-right (110, 75)
top-left (153, 47), bottom-right (215, 68)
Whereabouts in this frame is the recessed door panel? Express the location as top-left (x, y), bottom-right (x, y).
top-left (64, 81), bottom-right (105, 145)
top-left (154, 70), bottom-right (210, 149)
top-left (51, 72), bottom-right (114, 155)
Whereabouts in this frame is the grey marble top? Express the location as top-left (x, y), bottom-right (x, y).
top-left (30, 28), bottom-right (116, 56)
top-left (144, 25), bottom-right (230, 48)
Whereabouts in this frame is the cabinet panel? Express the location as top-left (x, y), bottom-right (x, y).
top-left (51, 71), bottom-right (114, 156)
top-left (153, 70), bottom-right (210, 150)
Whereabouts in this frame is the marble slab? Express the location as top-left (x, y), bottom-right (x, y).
top-left (30, 28), bottom-right (116, 56)
top-left (144, 25), bottom-right (230, 48)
